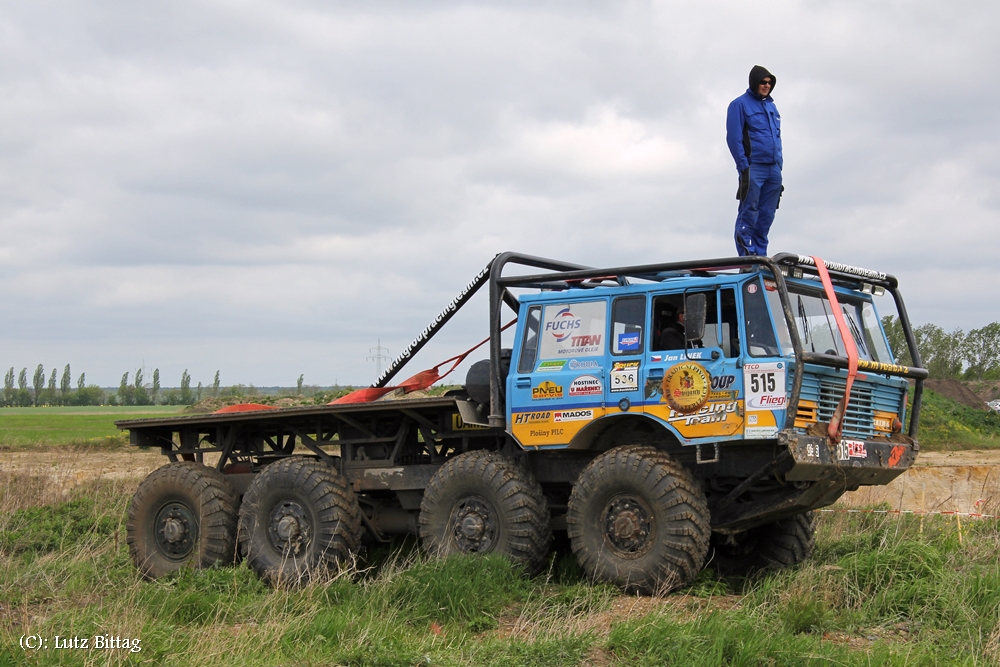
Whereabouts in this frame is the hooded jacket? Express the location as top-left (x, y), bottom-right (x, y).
top-left (726, 65), bottom-right (782, 173)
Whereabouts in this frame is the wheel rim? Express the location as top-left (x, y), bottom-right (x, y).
top-left (449, 496), bottom-right (497, 553)
top-left (154, 501), bottom-right (198, 560)
top-left (267, 500), bottom-right (312, 556)
top-left (601, 493), bottom-right (654, 558)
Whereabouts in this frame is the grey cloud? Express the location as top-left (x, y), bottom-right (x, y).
top-left (1, 1), bottom-right (999, 384)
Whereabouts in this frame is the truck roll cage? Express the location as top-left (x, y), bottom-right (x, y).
top-left (486, 252), bottom-right (927, 437)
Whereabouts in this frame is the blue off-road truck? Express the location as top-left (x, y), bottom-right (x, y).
top-left (117, 252), bottom-right (926, 594)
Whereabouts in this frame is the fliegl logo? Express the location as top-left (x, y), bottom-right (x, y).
top-left (532, 381), bottom-right (564, 400)
top-left (545, 307), bottom-right (582, 342)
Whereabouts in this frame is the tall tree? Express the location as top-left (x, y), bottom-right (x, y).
top-left (77, 372), bottom-right (86, 390)
top-left (297, 374), bottom-right (304, 395)
top-left (119, 372), bottom-right (130, 406)
top-left (3, 368), bottom-right (13, 403)
top-left (151, 369), bottom-right (160, 404)
top-left (212, 371), bottom-right (220, 397)
top-left (32, 364), bottom-right (45, 406)
top-left (3, 368), bottom-right (13, 406)
top-left (196, 381), bottom-right (203, 402)
top-left (881, 316), bottom-right (966, 378)
top-left (133, 368), bottom-right (149, 405)
top-left (915, 324), bottom-right (965, 379)
top-left (180, 370), bottom-right (192, 404)
top-left (17, 368), bottom-right (29, 407)
top-left (60, 364), bottom-right (71, 399)
top-left (964, 322), bottom-right (1000, 380)
top-left (47, 368), bottom-right (57, 405)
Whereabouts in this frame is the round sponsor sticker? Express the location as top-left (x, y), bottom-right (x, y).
top-left (662, 362), bottom-right (711, 414)
top-left (747, 283), bottom-right (758, 294)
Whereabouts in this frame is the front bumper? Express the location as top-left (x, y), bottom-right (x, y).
top-left (779, 430), bottom-right (918, 488)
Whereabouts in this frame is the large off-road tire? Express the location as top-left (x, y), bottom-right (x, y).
top-left (567, 445), bottom-right (711, 595)
top-left (237, 458), bottom-right (362, 587)
top-left (127, 462), bottom-right (239, 579)
top-left (418, 449), bottom-right (551, 574)
top-left (708, 511), bottom-right (815, 577)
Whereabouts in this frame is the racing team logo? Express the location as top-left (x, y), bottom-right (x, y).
top-left (662, 362), bottom-right (711, 414)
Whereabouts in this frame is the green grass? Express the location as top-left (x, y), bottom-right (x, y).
top-left (1, 477), bottom-right (999, 666)
top-left (915, 388), bottom-right (1000, 450)
top-left (0, 406), bottom-right (182, 447)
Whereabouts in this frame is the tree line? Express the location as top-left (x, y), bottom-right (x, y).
top-left (882, 317), bottom-right (1000, 381)
top-left (1, 365), bottom-right (231, 407)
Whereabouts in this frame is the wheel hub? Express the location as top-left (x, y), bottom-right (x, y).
top-left (602, 494), bottom-right (653, 558)
top-left (451, 497), bottom-right (496, 553)
top-left (268, 501), bottom-right (311, 555)
top-left (154, 502), bottom-right (197, 560)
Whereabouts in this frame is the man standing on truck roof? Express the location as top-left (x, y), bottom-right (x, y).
top-left (727, 65), bottom-right (783, 257)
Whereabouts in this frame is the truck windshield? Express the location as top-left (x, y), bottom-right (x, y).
top-left (766, 285), bottom-right (892, 362)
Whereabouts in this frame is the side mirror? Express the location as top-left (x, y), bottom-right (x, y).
top-left (685, 293), bottom-right (707, 341)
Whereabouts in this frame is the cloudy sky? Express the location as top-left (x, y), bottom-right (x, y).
top-left (2, 1), bottom-right (998, 388)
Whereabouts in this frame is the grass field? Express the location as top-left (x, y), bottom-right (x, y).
top-left (0, 406), bottom-right (183, 448)
top-left (1, 396), bottom-right (999, 665)
top-left (0, 472), bottom-right (997, 666)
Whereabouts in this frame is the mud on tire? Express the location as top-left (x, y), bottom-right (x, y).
top-left (709, 511), bottom-right (815, 577)
top-left (567, 445), bottom-right (711, 595)
top-left (127, 462), bottom-right (239, 579)
top-left (237, 458), bottom-right (362, 587)
top-left (418, 449), bottom-right (551, 574)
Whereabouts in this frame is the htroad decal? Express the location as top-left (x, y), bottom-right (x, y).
top-left (662, 362), bottom-right (711, 414)
top-left (532, 381), bottom-right (564, 400)
top-left (513, 411), bottom-right (551, 425)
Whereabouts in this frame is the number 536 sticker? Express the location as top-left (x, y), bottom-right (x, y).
top-left (610, 361), bottom-right (639, 393)
top-left (743, 362), bottom-right (787, 410)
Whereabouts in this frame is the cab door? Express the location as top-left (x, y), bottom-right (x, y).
top-left (740, 276), bottom-right (789, 439)
top-left (643, 288), bottom-right (745, 444)
top-left (508, 299), bottom-right (608, 448)
top-left (605, 295), bottom-right (646, 416)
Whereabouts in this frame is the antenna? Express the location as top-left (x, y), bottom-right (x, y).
top-left (367, 339), bottom-right (390, 377)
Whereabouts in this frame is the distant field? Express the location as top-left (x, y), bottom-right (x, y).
top-left (0, 406), bottom-right (184, 446)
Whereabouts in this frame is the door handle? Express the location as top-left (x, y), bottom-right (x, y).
top-left (516, 377), bottom-right (531, 388)
top-left (647, 368), bottom-right (664, 379)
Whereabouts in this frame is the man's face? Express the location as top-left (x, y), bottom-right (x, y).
top-left (757, 77), bottom-right (772, 97)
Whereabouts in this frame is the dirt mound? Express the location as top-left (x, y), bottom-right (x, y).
top-left (925, 380), bottom-right (987, 410)
top-left (968, 381), bottom-right (1000, 403)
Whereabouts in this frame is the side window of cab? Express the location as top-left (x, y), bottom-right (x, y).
top-left (517, 305), bottom-right (542, 373)
top-left (611, 296), bottom-right (644, 354)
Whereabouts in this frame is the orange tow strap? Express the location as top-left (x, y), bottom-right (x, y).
top-left (331, 319), bottom-right (518, 405)
top-left (811, 256), bottom-right (859, 444)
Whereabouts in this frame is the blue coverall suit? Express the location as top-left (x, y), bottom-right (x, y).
top-left (727, 73), bottom-right (782, 257)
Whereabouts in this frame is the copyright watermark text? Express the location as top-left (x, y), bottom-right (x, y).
top-left (20, 634), bottom-right (141, 653)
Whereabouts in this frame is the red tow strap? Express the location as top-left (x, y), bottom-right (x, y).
top-left (331, 319), bottom-right (518, 405)
top-left (811, 256), bottom-right (859, 444)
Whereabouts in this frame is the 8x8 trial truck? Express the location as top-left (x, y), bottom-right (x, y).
top-left (118, 252), bottom-right (926, 593)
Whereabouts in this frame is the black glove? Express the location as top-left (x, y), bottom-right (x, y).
top-left (737, 167), bottom-right (749, 201)
top-left (776, 184), bottom-right (785, 209)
